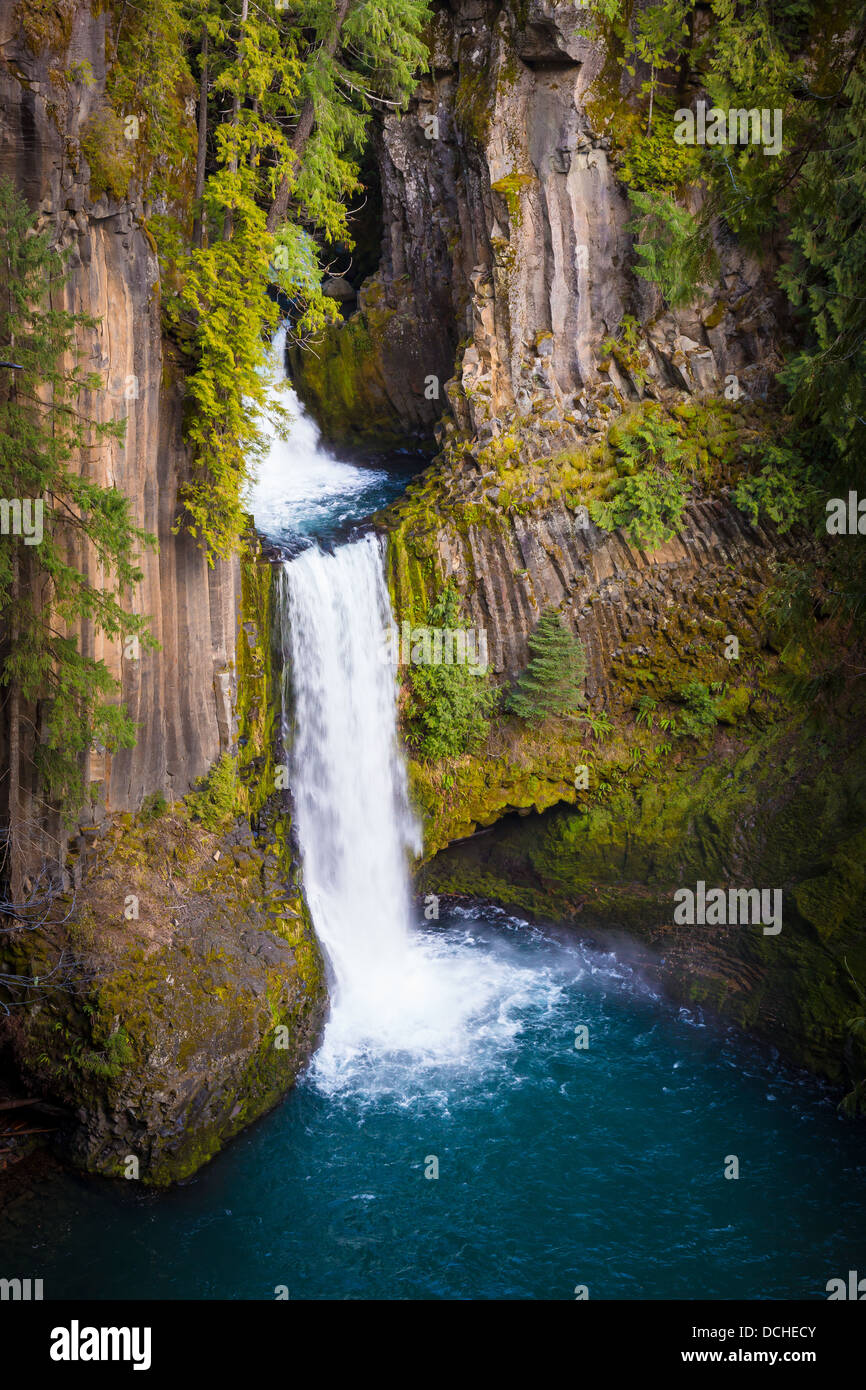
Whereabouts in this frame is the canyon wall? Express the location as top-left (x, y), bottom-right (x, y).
top-left (293, 0), bottom-right (783, 455)
top-left (0, 0), bottom-right (240, 876)
top-left (0, 3), bottom-right (327, 1184)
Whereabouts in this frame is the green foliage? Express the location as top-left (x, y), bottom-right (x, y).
top-left (677, 680), bottom-right (719, 739)
top-left (506, 608), bottom-right (587, 724)
top-left (602, 314), bottom-right (648, 387)
top-left (140, 790), bottom-right (169, 821)
top-left (103, 0), bottom-right (195, 208)
top-left (627, 188), bottom-right (718, 309)
top-left (590, 404), bottom-right (690, 547)
top-left (77, 1026), bottom-right (134, 1080)
top-left (733, 438), bottom-right (820, 534)
top-left (775, 58), bottom-right (866, 473)
top-left (592, 471), bottom-right (688, 549)
top-left (407, 582), bottom-right (498, 760)
top-left (578, 708), bottom-right (615, 741)
top-left (594, 0), bottom-right (866, 494)
top-left (79, 110), bottom-right (135, 201)
top-left (635, 694), bottom-right (657, 727)
top-left (161, 211), bottom-right (287, 560)
top-left (15, 0), bottom-right (75, 53)
top-left (614, 103), bottom-right (703, 193)
top-left (607, 404), bottom-right (683, 475)
top-left (186, 753), bottom-right (239, 831)
top-left (100, 0), bottom-right (430, 563)
top-left (0, 178), bottom-right (157, 820)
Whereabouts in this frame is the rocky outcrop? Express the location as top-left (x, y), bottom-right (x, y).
top-left (6, 807), bottom-right (326, 1185)
top-left (0, 0), bottom-right (241, 872)
top-left (384, 486), bottom-right (789, 687)
top-left (293, 0), bottom-right (784, 455)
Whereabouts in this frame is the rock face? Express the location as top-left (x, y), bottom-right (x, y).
top-left (3, 546), bottom-right (328, 1185)
top-left (0, 0), bottom-right (241, 871)
top-left (294, 0), bottom-right (783, 453)
top-left (386, 490), bottom-right (787, 688)
top-left (0, 5), bottom-right (327, 1184)
top-left (419, 717), bottom-right (866, 1097)
top-left (10, 810), bottom-right (326, 1185)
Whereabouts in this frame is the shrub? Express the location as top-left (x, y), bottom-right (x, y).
top-left (591, 404), bottom-right (690, 548)
top-left (186, 754), bottom-right (239, 830)
top-left (407, 583), bottom-right (498, 760)
top-left (677, 681), bottom-right (719, 738)
top-left (79, 109), bottom-right (135, 201)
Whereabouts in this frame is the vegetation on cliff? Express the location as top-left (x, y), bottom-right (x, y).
top-left (81, 0), bottom-right (431, 561)
top-left (0, 180), bottom-right (158, 902)
top-left (1, 532), bottom-right (324, 1183)
top-left (506, 609), bottom-right (587, 724)
top-left (583, 0), bottom-right (866, 537)
top-left (404, 580), bottom-right (498, 759)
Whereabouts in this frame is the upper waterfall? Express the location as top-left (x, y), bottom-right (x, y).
top-left (248, 325), bottom-right (417, 549)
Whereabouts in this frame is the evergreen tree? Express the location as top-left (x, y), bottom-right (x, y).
top-left (506, 609), bottom-right (587, 724)
top-left (0, 180), bottom-right (156, 897)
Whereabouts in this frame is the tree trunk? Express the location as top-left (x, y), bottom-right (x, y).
top-left (192, 26), bottom-right (209, 249)
top-left (266, 0), bottom-right (352, 233)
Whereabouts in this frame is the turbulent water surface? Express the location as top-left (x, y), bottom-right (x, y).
top-left (1, 329), bottom-right (862, 1301)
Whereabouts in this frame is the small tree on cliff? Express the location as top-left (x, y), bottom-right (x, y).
top-left (0, 179), bottom-right (156, 902)
top-left (506, 608), bottom-right (587, 724)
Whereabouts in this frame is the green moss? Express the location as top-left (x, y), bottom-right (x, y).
top-left (79, 108), bottom-right (135, 201)
top-left (491, 171), bottom-right (534, 223)
top-left (16, 0), bottom-right (76, 53)
top-left (288, 293), bottom-right (406, 448)
top-left (236, 533), bottom-right (277, 817)
top-left (455, 64), bottom-right (495, 144)
top-left (419, 714), bottom-right (866, 1099)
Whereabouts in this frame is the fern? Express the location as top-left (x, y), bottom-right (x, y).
top-left (627, 188), bottom-right (718, 309)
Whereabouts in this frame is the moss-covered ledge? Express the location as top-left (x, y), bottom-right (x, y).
top-left (418, 713), bottom-right (866, 1109)
top-left (7, 808), bottom-right (325, 1186)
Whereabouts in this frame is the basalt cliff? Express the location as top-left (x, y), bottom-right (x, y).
top-left (0, 0), bottom-right (324, 1185)
top-left (0, 0), bottom-right (863, 1189)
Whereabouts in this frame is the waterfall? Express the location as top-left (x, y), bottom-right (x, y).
top-left (247, 326), bottom-right (398, 549)
top-left (259, 326), bottom-right (542, 1096)
top-left (278, 535), bottom-right (431, 1073)
top-left (278, 534), bottom-right (539, 1094)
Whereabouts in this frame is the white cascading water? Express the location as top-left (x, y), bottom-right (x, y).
top-left (278, 536), bottom-right (420, 1044)
top-left (252, 328), bottom-right (552, 1097)
top-left (247, 324), bottom-right (393, 546)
